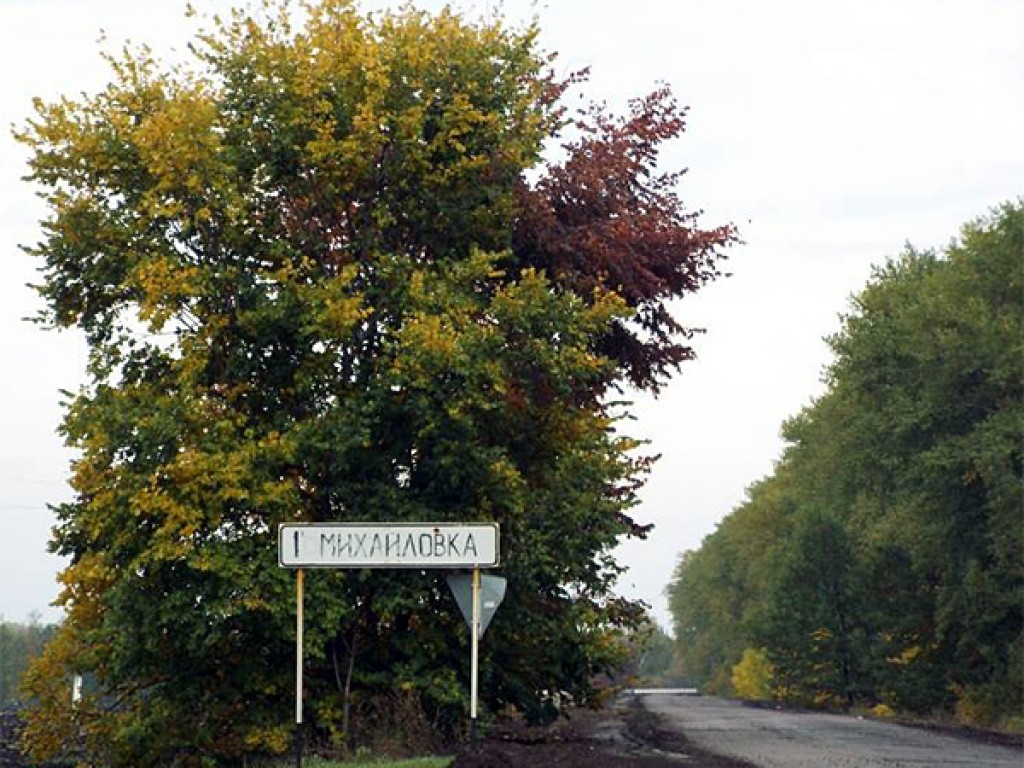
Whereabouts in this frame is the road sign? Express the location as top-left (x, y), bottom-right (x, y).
top-left (446, 568), bottom-right (507, 739)
top-left (278, 520), bottom-right (501, 761)
top-left (278, 522), bottom-right (500, 569)
top-left (447, 573), bottom-right (506, 638)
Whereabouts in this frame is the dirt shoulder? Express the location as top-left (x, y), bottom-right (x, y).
top-left (450, 695), bottom-right (756, 768)
top-left (2, 698), bottom-right (751, 768)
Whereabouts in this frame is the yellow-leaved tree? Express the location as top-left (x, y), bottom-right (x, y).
top-left (16, 2), bottom-right (734, 764)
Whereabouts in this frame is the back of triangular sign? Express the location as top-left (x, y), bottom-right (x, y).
top-left (446, 573), bottom-right (507, 638)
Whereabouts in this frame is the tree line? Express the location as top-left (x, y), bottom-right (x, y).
top-left (0, 618), bottom-right (56, 706)
top-left (668, 202), bottom-right (1022, 727)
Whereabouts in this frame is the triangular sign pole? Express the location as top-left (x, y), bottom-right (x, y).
top-left (446, 568), bottom-right (507, 739)
top-left (470, 567), bottom-right (480, 741)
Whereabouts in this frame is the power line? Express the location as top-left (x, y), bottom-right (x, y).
top-left (0, 473), bottom-right (71, 487)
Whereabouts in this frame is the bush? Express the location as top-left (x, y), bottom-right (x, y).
top-left (345, 689), bottom-right (446, 758)
top-left (731, 648), bottom-right (774, 701)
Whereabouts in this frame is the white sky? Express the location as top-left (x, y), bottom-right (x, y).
top-left (1, 0), bottom-right (1022, 628)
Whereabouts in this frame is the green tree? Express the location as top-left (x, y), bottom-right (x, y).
top-left (667, 201), bottom-right (1023, 721)
top-left (754, 509), bottom-right (864, 707)
top-left (819, 202), bottom-right (1024, 717)
top-left (16, 2), bottom-right (732, 765)
top-left (635, 622), bottom-right (676, 681)
top-left (667, 470), bottom-right (795, 692)
top-left (612, 615), bottom-right (675, 684)
top-left (0, 617), bottom-right (55, 705)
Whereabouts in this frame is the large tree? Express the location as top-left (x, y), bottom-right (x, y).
top-left (17, 2), bottom-right (733, 765)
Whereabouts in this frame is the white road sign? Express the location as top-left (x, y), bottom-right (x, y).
top-left (278, 522), bottom-right (500, 569)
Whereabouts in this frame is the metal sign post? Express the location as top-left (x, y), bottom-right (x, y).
top-left (470, 567), bottom-right (480, 741)
top-left (446, 571), bottom-right (506, 741)
top-left (295, 568), bottom-right (304, 768)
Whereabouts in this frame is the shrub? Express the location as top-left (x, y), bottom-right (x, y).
top-left (731, 648), bottom-right (774, 701)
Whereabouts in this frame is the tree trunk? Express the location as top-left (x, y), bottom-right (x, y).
top-left (332, 625), bottom-right (359, 744)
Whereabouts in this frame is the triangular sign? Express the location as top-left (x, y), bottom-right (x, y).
top-left (446, 572), bottom-right (507, 638)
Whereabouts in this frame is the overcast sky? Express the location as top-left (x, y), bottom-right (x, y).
top-left (1, 0), bottom-right (1021, 628)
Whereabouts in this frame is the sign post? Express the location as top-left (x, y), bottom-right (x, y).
top-left (278, 522), bottom-right (502, 761)
top-left (470, 567), bottom-right (480, 740)
top-left (295, 568), bottom-right (304, 768)
top-left (445, 571), bottom-right (506, 741)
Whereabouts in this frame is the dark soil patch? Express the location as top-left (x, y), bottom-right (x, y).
top-left (450, 696), bottom-right (756, 768)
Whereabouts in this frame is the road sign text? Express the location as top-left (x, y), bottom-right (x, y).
top-left (278, 523), bottom-right (499, 569)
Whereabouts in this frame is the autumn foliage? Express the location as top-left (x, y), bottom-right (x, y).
top-left (16, 2), bottom-right (733, 764)
top-left (515, 86), bottom-right (734, 391)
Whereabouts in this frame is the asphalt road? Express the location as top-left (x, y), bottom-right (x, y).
top-left (643, 694), bottom-right (1023, 768)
